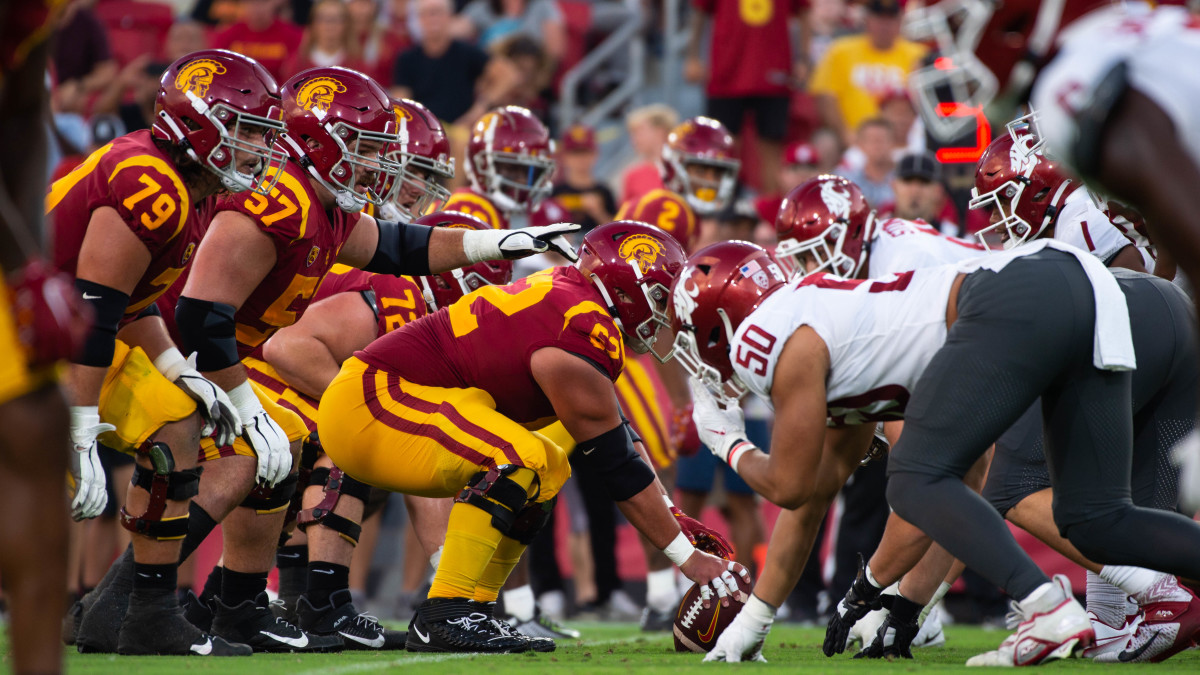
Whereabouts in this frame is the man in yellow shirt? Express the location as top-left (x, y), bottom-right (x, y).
top-left (809, 0), bottom-right (925, 146)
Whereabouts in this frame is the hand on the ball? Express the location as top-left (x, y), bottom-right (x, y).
top-left (703, 609), bottom-right (770, 663)
top-left (679, 552), bottom-right (749, 609)
top-left (670, 506), bottom-right (735, 559)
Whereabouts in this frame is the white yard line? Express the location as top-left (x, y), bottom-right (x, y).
top-left (294, 637), bottom-right (637, 675)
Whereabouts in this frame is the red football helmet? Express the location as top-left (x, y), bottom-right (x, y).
top-left (774, 175), bottom-right (875, 279)
top-left (659, 117), bottom-right (740, 215)
top-left (904, 0), bottom-right (1108, 141)
top-left (413, 211), bottom-right (513, 311)
top-left (152, 49), bottom-right (285, 195)
top-left (378, 98), bottom-right (454, 222)
top-left (576, 221), bottom-right (687, 359)
top-left (279, 67), bottom-right (402, 212)
top-left (529, 196), bottom-right (570, 229)
top-left (625, 191), bottom-right (699, 254)
top-left (670, 241), bottom-right (786, 403)
top-left (969, 132), bottom-right (1077, 249)
top-left (464, 106), bottom-right (556, 214)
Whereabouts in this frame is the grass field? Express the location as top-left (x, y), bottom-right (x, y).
top-left (10, 623), bottom-right (1200, 674)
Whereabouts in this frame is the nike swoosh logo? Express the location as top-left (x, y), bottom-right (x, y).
top-left (260, 630), bottom-right (309, 648)
top-left (191, 638), bottom-right (214, 655)
top-left (698, 604), bottom-right (721, 643)
top-left (582, 447), bottom-right (595, 455)
top-left (82, 293), bottom-right (102, 300)
top-left (1118, 632), bottom-right (1158, 662)
top-left (413, 625), bottom-right (431, 643)
top-left (341, 631), bottom-right (386, 648)
top-left (706, 428), bottom-right (726, 436)
top-left (313, 569), bottom-right (335, 574)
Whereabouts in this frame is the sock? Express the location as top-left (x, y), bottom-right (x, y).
top-left (132, 563), bottom-right (177, 593)
top-left (891, 594), bottom-right (923, 626)
top-left (1086, 569), bottom-right (1130, 628)
top-left (201, 564), bottom-right (223, 601)
top-left (646, 568), bottom-right (678, 613)
top-left (179, 502), bottom-right (220, 564)
top-left (306, 562), bottom-right (350, 608)
top-left (1019, 580), bottom-right (1064, 615)
top-left (276, 545), bottom-right (308, 604)
top-left (500, 583), bottom-right (535, 622)
top-left (474, 535), bottom-right (527, 605)
top-left (1102, 566), bottom-right (1190, 604)
top-left (220, 568), bottom-right (269, 607)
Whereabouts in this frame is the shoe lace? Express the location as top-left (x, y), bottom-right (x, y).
top-left (1004, 599), bottom-right (1026, 631)
top-left (351, 611), bottom-right (383, 631)
top-left (447, 613), bottom-right (488, 634)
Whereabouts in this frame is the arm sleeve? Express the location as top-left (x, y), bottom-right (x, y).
top-left (363, 219), bottom-right (435, 277)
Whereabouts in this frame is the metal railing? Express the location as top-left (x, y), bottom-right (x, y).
top-left (556, 0), bottom-right (645, 129)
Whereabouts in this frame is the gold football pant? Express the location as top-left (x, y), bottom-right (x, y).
top-left (0, 275), bottom-right (61, 405)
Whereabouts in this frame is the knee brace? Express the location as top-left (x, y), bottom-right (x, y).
top-left (297, 465), bottom-right (372, 545)
top-left (456, 464), bottom-right (537, 535)
top-left (506, 496), bottom-right (556, 545)
top-left (120, 442), bottom-right (203, 541)
top-left (279, 432), bottom-right (323, 545)
top-left (240, 473), bottom-right (298, 514)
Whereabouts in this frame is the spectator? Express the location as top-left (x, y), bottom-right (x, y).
top-left (684, 0), bottom-right (808, 196)
top-left (841, 117), bottom-right (895, 207)
top-left (211, 0), bottom-right (305, 82)
top-left (163, 19), bottom-right (210, 62)
top-left (348, 0), bottom-right (412, 85)
top-left (808, 0), bottom-right (852, 65)
top-left (491, 35), bottom-right (552, 119)
top-left (879, 90), bottom-right (924, 154)
top-left (52, 0), bottom-right (118, 116)
top-left (392, 0), bottom-right (517, 127)
top-left (620, 103), bottom-right (678, 205)
top-left (285, 0), bottom-right (367, 74)
top-left (754, 141), bottom-right (822, 226)
top-left (92, 57), bottom-right (167, 133)
top-left (879, 150), bottom-right (962, 235)
top-left (809, 0), bottom-right (925, 146)
top-left (809, 125), bottom-right (844, 175)
top-left (451, 0), bottom-right (566, 66)
top-left (551, 125), bottom-right (616, 233)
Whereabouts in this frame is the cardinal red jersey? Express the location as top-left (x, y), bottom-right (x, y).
top-left (315, 264), bottom-right (426, 336)
top-left (215, 159), bottom-right (363, 357)
top-left (616, 188), bottom-right (699, 253)
top-left (443, 187), bottom-right (510, 230)
top-left (0, 0), bottom-right (66, 81)
top-left (46, 129), bottom-right (213, 322)
top-left (357, 266), bottom-right (625, 427)
top-left (694, 0), bottom-right (806, 97)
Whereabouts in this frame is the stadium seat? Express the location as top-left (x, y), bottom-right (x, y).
top-left (94, 0), bottom-right (174, 66)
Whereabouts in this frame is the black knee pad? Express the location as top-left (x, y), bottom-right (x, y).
top-left (297, 465), bottom-right (372, 545)
top-left (456, 464), bottom-right (536, 534)
top-left (120, 443), bottom-right (203, 541)
top-left (507, 496), bottom-right (556, 545)
top-left (240, 473), bottom-right (299, 514)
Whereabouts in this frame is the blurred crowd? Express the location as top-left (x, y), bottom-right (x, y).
top-left (49, 0), bottom-right (1010, 629)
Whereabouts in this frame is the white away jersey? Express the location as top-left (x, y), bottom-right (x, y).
top-left (732, 240), bottom-right (1135, 427)
top-left (868, 217), bottom-right (988, 277)
top-left (1051, 189), bottom-right (1131, 264)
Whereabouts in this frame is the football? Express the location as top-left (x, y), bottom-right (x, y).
top-left (672, 575), bottom-right (753, 653)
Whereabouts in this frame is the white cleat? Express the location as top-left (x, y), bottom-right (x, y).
top-left (1081, 611), bottom-right (1136, 659)
top-left (966, 576), bottom-right (1093, 667)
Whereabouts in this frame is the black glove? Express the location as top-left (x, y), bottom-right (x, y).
top-left (854, 595), bottom-right (922, 660)
top-left (822, 554), bottom-right (885, 657)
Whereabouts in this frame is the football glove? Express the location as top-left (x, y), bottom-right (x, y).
top-left (704, 595), bottom-right (775, 663)
top-left (155, 348), bottom-right (242, 447)
top-left (855, 596), bottom-right (922, 660)
top-left (228, 381), bottom-right (292, 486)
top-left (462, 223), bottom-right (581, 263)
top-left (68, 406), bottom-right (113, 520)
top-left (823, 554), bottom-right (886, 656)
top-left (689, 379), bottom-right (751, 467)
top-left (670, 506), bottom-right (735, 559)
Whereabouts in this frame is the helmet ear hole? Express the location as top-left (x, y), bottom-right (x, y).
top-left (705, 326), bottom-right (721, 349)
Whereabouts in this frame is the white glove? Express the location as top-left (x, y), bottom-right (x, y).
top-left (155, 348), bottom-right (242, 447)
top-left (703, 595), bottom-right (774, 663)
top-left (227, 381), bottom-right (292, 486)
top-left (462, 222), bottom-right (581, 263)
top-left (688, 379), bottom-right (751, 466)
top-left (68, 406), bottom-right (114, 520)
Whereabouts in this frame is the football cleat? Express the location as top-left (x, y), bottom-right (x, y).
top-left (405, 598), bottom-right (532, 653)
top-left (117, 589), bottom-right (251, 656)
top-left (181, 589), bottom-right (215, 632)
top-left (913, 605), bottom-right (947, 649)
top-left (297, 589), bottom-right (407, 650)
top-left (966, 576), bottom-right (1093, 667)
top-left (1093, 583), bottom-right (1200, 663)
top-left (210, 592), bottom-right (343, 653)
top-left (640, 606), bottom-right (675, 633)
top-left (75, 555), bottom-right (135, 653)
top-left (1081, 610), bottom-right (1136, 659)
top-left (476, 601), bottom-right (556, 652)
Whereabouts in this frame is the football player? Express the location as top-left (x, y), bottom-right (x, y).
top-left (376, 98), bottom-right (454, 223)
top-left (172, 66), bottom-right (575, 652)
top-left (0, 1), bottom-right (89, 671)
top-left (317, 221), bottom-right (748, 653)
top-left (50, 49), bottom-right (288, 657)
top-left (257, 213), bottom-right (510, 650)
top-left (673, 238), bottom-right (1200, 665)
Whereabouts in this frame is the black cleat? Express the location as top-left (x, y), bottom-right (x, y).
top-left (640, 606), bottom-right (675, 632)
top-left (477, 603), bottom-right (556, 652)
top-left (62, 597), bottom-right (84, 646)
top-left (75, 553), bottom-right (135, 654)
top-left (181, 590), bottom-right (215, 632)
top-left (405, 598), bottom-right (531, 653)
top-left (117, 589), bottom-right (251, 656)
top-left (297, 589), bottom-right (407, 650)
top-left (210, 592), bottom-right (344, 653)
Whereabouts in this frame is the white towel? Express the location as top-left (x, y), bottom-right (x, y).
top-left (957, 239), bottom-right (1137, 371)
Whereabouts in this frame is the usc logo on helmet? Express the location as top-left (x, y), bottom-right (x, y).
top-left (617, 233), bottom-right (665, 275)
top-left (175, 59), bottom-right (227, 98)
top-left (297, 77), bottom-right (347, 119)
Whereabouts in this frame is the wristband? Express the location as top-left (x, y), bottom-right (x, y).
top-left (663, 494), bottom-right (674, 508)
top-left (227, 380), bottom-right (263, 420)
top-left (461, 229), bottom-right (500, 264)
top-left (153, 347), bottom-right (187, 381)
top-left (663, 531), bottom-right (695, 566)
top-left (727, 440), bottom-right (756, 474)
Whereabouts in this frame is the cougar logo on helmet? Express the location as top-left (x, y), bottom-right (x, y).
top-left (618, 233), bottom-right (665, 275)
top-left (297, 77), bottom-right (347, 119)
top-left (1009, 133), bottom-right (1038, 174)
top-left (820, 181), bottom-right (852, 218)
top-left (175, 59), bottom-right (227, 98)
top-left (673, 276), bottom-right (700, 326)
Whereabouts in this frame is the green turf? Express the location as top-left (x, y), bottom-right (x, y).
top-left (8, 623), bottom-right (1200, 673)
